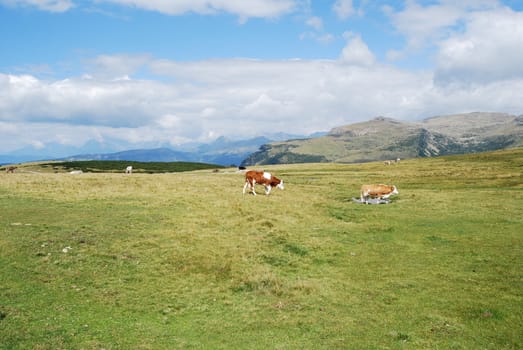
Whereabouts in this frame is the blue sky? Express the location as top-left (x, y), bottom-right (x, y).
top-left (1, 0), bottom-right (523, 156)
top-left (1, 1), bottom-right (398, 71)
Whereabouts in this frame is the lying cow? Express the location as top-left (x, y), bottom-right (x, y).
top-left (243, 170), bottom-right (284, 196)
top-left (360, 184), bottom-right (398, 204)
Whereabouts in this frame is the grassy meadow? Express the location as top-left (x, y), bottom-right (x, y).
top-left (1, 149), bottom-right (522, 349)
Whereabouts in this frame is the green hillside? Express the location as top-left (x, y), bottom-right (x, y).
top-left (1, 160), bottom-right (224, 174)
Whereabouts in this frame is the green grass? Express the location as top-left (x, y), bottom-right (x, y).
top-left (1, 149), bottom-right (522, 349)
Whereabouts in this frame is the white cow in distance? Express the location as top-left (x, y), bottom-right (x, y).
top-left (125, 166), bottom-right (133, 174)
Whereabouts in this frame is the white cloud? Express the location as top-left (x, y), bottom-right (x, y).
top-left (0, 0), bottom-right (73, 12)
top-left (300, 32), bottom-right (334, 44)
top-left (0, 72), bottom-right (180, 128)
top-left (302, 15), bottom-right (334, 44)
top-left (86, 54), bottom-right (151, 79)
top-left (315, 33), bottom-right (335, 44)
top-left (385, 1), bottom-right (463, 51)
top-left (2, 51), bottom-right (522, 154)
top-left (97, 0), bottom-right (296, 20)
top-left (435, 7), bottom-right (523, 85)
top-left (384, 0), bottom-right (504, 55)
top-left (0, 56), bottom-right (415, 151)
top-left (0, 54), bottom-right (434, 153)
top-left (339, 32), bottom-right (376, 66)
top-left (1, 0), bottom-right (298, 20)
top-left (30, 139), bottom-right (45, 149)
top-left (156, 114), bottom-right (181, 129)
top-left (306, 16), bottom-right (323, 31)
top-left (333, 0), bottom-right (354, 19)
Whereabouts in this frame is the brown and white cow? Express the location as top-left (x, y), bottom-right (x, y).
top-left (360, 184), bottom-right (398, 203)
top-left (243, 170), bottom-right (284, 196)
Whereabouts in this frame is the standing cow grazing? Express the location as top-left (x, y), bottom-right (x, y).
top-left (125, 166), bottom-right (133, 174)
top-left (243, 170), bottom-right (284, 196)
top-left (360, 184), bottom-right (399, 204)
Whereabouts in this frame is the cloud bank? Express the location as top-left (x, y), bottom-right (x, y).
top-left (2, 0), bottom-right (297, 20)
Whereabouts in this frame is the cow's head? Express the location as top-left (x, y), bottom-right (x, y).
top-left (391, 185), bottom-right (399, 195)
top-left (277, 180), bottom-right (284, 190)
top-left (381, 186), bottom-right (398, 199)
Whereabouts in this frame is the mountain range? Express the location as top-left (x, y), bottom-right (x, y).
top-left (0, 133), bottom-right (321, 166)
top-left (2, 112), bottom-right (521, 166)
top-left (241, 112), bottom-right (523, 165)
top-left (57, 136), bottom-right (277, 166)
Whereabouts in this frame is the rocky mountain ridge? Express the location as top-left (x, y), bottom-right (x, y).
top-left (241, 112), bottom-right (523, 165)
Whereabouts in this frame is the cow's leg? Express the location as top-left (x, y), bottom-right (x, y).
top-left (265, 185), bottom-right (272, 195)
top-left (244, 179), bottom-right (256, 195)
